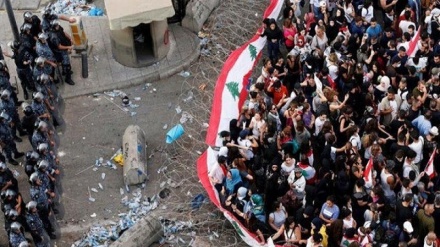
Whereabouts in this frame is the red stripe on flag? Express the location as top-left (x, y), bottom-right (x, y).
top-left (407, 27), bottom-right (421, 57)
top-left (425, 148), bottom-right (437, 179)
top-left (363, 158), bottom-right (373, 186)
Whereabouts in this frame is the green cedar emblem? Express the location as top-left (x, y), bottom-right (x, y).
top-left (226, 81), bottom-right (240, 101)
top-left (231, 220), bottom-right (245, 237)
top-left (249, 44), bottom-right (257, 61)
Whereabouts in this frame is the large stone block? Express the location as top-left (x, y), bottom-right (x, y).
top-left (110, 214), bottom-right (163, 247)
top-left (122, 125), bottom-right (147, 185)
top-left (182, 0), bottom-right (220, 33)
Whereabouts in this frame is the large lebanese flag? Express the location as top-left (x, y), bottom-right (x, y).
top-left (425, 148), bottom-right (437, 179)
top-left (196, 0), bottom-right (284, 246)
top-left (364, 158), bottom-right (374, 188)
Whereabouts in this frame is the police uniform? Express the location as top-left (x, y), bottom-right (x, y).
top-left (31, 130), bottom-right (49, 151)
top-left (36, 41), bottom-right (56, 63)
top-left (31, 100), bottom-right (49, 120)
top-left (26, 212), bottom-right (50, 247)
top-left (42, 14), bottom-right (58, 33)
top-left (33, 64), bottom-right (53, 81)
top-left (0, 98), bottom-right (24, 138)
top-left (9, 230), bottom-right (26, 247)
top-left (0, 121), bottom-right (21, 164)
top-left (13, 47), bottom-right (35, 99)
top-left (29, 185), bottom-right (53, 235)
top-left (36, 170), bottom-right (52, 193)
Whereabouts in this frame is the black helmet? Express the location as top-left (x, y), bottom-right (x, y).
top-left (23, 105), bottom-right (33, 116)
top-left (7, 41), bottom-right (20, 50)
top-left (50, 20), bottom-right (60, 29)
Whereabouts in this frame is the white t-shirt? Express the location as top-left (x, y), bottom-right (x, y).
top-left (408, 137), bottom-right (424, 163)
top-left (399, 20), bottom-right (416, 34)
top-left (208, 163), bottom-right (225, 185)
top-left (389, 100), bottom-right (398, 120)
top-left (350, 134), bottom-right (362, 150)
top-left (250, 118), bottom-right (265, 138)
top-left (328, 64), bottom-right (339, 80)
top-left (237, 138), bottom-right (254, 159)
top-left (314, 117), bottom-right (326, 136)
top-left (362, 6), bottom-right (374, 23)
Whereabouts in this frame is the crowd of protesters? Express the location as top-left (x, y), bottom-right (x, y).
top-left (209, 0), bottom-right (440, 246)
top-left (0, 8), bottom-right (76, 247)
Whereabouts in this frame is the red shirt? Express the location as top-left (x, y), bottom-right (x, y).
top-left (269, 85), bottom-right (288, 105)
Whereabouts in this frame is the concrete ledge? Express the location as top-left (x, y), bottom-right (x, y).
top-left (63, 26), bottom-right (200, 99)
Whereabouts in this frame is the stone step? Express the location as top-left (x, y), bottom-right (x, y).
top-left (0, 0), bottom-right (41, 10)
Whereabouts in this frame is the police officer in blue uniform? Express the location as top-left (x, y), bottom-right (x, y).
top-left (0, 61), bottom-right (19, 105)
top-left (36, 158), bottom-right (59, 215)
top-left (0, 112), bottom-right (24, 165)
top-left (24, 151), bottom-right (38, 178)
top-left (31, 121), bottom-right (51, 151)
top-left (0, 90), bottom-right (25, 140)
top-left (36, 75), bottom-right (63, 128)
top-left (36, 33), bottom-right (61, 83)
top-left (48, 20), bottom-right (75, 85)
top-left (21, 103), bottom-right (37, 143)
top-left (33, 57), bottom-right (54, 83)
top-left (9, 222), bottom-right (26, 247)
top-left (31, 92), bottom-right (50, 121)
top-left (29, 173), bottom-right (54, 237)
top-left (26, 201), bottom-right (52, 245)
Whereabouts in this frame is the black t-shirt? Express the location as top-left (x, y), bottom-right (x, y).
top-left (389, 142), bottom-right (410, 157)
top-left (433, 207), bottom-right (440, 237)
top-left (395, 200), bottom-right (413, 228)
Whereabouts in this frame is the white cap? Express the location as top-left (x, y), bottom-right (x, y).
top-left (404, 221), bottom-right (413, 233)
top-left (429, 126), bottom-right (439, 136)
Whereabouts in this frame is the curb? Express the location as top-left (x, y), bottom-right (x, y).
top-left (62, 27), bottom-right (201, 99)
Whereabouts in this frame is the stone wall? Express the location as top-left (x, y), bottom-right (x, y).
top-left (182, 0), bottom-right (220, 33)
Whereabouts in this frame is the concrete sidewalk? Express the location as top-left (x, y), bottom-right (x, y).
top-left (0, 13), bottom-right (200, 99)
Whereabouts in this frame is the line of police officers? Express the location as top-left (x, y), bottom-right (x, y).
top-left (0, 8), bottom-right (75, 247)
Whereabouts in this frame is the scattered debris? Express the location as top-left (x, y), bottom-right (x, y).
top-left (98, 183), bottom-right (104, 190)
top-left (162, 124), bottom-right (168, 130)
top-left (91, 188), bottom-right (98, 193)
top-left (130, 112), bottom-right (137, 117)
top-left (178, 71), bottom-right (191, 78)
top-left (90, 213), bottom-right (97, 218)
top-left (175, 106), bottom-right (182, 114)
top-left (191, 194), bottom-right (206, 211)
top-left (198, 83), bottom-right (207, 91)
top-left (101, 173), bottom-right (106, 180)
top-left (182, 91), bottom-right (193, 103)
top-left (49, 0), bottom-right (104, 16)
top-left (179, 112), bottom-right (193, 124)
